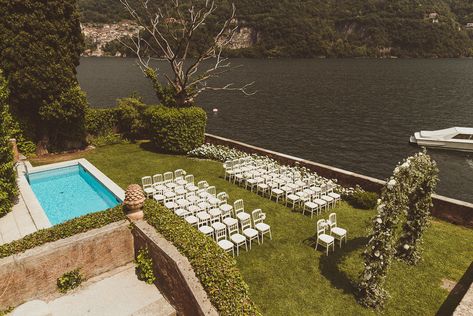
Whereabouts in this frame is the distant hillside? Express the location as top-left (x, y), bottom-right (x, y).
top-left (78, 0), bottom-right (473, 58)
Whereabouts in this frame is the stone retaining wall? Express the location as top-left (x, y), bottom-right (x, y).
top-left (205, 133), bottom-right (473, 228)
top-left (132, 221), bottom-right (218, 316)
top-left (0, 221), bottom-right (133, 309)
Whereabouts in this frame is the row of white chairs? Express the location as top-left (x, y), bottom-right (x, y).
top-left (141, 170), bottom-right (272, 257)
top-left (315, 213), bottom-right (347, 256)
top-left (223, 158), bottom-right (342, 217)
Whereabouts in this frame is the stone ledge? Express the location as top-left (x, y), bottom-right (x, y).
top-left (133, 220), bottom-right (218, 316)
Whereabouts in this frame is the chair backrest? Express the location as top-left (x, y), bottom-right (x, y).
top-left (227, 221), bottom-right (239, 236)
top-left (142, 176), bottom-right (152, 188)
top-left (215, 226), bottom-right (227, 242)
top-left (186, 192), bottom-right (196, 199)
top-left (328, 213), bottom-right (337, 228)
top-left (185, 174), bottom-right (194, 185)
top-left (316, 220), bottom-right (326, 237)
top-left (217, 192), bottom-right (228, 202)
top-left (152, 174), bottom-right (163, 184)
top-left (252, 209), bottom-right (263, 224)
top-left (206, 186), bottom-right (216, 196)
top-left (241, 217), bottom-right (252, 230)
top-left (163, 172), bottom-right (173, 183)
top-left (175, 169), bottom-right (185, 180)
top-left (234, 199), bottom-right (244, 214)
top-left (198, 180), bottom-right (208, 189)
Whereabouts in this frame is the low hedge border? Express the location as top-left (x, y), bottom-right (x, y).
top-left (143, 200), bottom-right (261, 316)
top-left (0, 205), bottom-right (126, 259)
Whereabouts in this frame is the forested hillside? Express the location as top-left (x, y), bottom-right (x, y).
top-left (79, 0), bottom-right (473, 57)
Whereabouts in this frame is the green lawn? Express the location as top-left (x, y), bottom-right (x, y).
top-left (32, 142), bottom-right (473, 315)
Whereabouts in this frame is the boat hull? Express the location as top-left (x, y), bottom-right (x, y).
top-left (410, 137), bottom-right (473, 152)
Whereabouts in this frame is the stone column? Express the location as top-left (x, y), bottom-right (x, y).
top-left (9, 138), bottom-right (19, 163)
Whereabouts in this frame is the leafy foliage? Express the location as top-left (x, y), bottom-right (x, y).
top-left (144, 105), bottom-right (207, 154)
top-left (344, 187), bottom-right (379, 210)
top-left (116, 97), bottom-right (148, 139)
top-left (0, 71), bottom-right (18, 218)
top-left (135, 247), bottom-right (156, 284)
top-left (188, 143), bottom-right (249, 162)
top-left (0, 205), bottom-right (125, 259)
top-left (357, 151), bottom-right (439, 309)
top-left (0, 0), bottom-right (87, 150)
top-left (57, 269), bottom-right (83, 293)
top-left (143, 200), bottom-right (261, 315)
top-left (85, 108), bottom-right (119, 137)
top-left (78, 0), bottom-right (473, 57)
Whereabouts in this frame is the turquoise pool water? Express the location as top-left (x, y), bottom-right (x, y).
top-left (28, 164), bottom-right (121, 225)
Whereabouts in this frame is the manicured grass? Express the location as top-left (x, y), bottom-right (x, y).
top-left (32, 142), bottom-right (473, 315)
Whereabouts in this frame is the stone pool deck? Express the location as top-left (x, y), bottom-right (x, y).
top-left (0, 161), bottom-right (50, 245)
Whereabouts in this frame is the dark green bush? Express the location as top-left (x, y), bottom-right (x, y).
top-left (0, 205), bottom-right (125, 258)
top-left (144, 105), bottom-right (207, 154)
top-left (116, 97), bottom-right (148, 139)
top-left (143, 200), bottom-right (260, 316)
top-left (57, 268), bottom-right (83, 293)
top-left (344, 190), bottom-right (379, 210)
top-left (85, 107), bottom-right (118, 136)
top-left (0, 70), bottom-right (18, 218)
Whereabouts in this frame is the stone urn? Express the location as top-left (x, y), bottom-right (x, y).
top-left (124, 184), bottom-right (146, 221)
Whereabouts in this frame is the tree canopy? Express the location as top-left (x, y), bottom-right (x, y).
top-left (0, 0), bottom-right (87, 151)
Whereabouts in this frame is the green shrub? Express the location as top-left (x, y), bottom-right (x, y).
top-left (87, 133), bottom-right (127, 147)
top-left (143, 200), bottom-right (260, 316)
top-left (85, 107), bottom-right (118, 137)
top-left (57, 268), bottom-right (83, 293)
top-left (116, 97), bottom-right (148, 139)
top-left (135, 247), bottom-right (156, 284)
top-left (0, 205), bottom-right (125, 258)
top-left (0, 70), bottom-right (18, 218)
top-left (144, 105), bottom-right (207, 154)
top-left (344, 189), bottom-right (378, 210)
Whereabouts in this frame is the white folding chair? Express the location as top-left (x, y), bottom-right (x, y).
top-left (252, 209), bottom-right (272, 243)
top-left (316, 219), bottom-right (335, 256)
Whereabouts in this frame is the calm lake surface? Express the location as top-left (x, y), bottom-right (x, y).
top-left (77, 57), bottom-right (473, 203)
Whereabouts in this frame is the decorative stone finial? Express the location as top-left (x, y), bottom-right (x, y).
top-left (124, 184), bottom-right (146, 221)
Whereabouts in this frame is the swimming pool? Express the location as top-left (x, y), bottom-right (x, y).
top-left (27, 162), bottom-right (122, 225)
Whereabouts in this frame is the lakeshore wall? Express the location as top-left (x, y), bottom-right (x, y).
top-left (205, 133), bottom-right (473, 228)
top-left (0, 221), bottom-right (134, 309)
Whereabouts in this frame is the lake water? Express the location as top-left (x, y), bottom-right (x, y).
top-left (77, 57), bottom-right (473, 203)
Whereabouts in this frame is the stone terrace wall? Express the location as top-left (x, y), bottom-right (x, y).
top-left (132, 221), bottom-right (218, 316)
top-left (0, 221), bottom-right (133, 309)
top-left (205, 133), bottom-right (473, 228)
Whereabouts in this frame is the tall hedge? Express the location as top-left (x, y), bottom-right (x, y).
top-left (0, 71), bottom-right (18, 218)
top-left (143, 201), bottom-right (261, 316)
top-left (0, 0), bottom-right (87, 151)
top-left (144, 105), bottom-right (207, 154)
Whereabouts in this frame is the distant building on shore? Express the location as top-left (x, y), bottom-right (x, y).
top-left (466, 22), bottom-right (473, 29)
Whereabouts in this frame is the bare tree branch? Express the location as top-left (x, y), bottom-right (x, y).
top-left (120, 0), bottom-right (255, 107)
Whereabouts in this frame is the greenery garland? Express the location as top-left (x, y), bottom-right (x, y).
top-left (357, 151), bottom-right (438, 309)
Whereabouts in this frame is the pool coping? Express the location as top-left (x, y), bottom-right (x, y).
top-left (19, 159), bottom-right (125, 230)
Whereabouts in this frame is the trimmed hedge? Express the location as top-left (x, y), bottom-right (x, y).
top-left (144, 105), bottom-right (207, 154)
top-left (0, 205), bottom-right (126, 258)
top-left (143, 200), bottom-right (261, 316)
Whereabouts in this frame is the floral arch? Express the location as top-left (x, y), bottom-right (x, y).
top-left (357, 151), bottom-right (439, 309)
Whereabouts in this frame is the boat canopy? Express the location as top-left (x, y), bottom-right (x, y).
top-left (419, 127), bottom-right (473, 140)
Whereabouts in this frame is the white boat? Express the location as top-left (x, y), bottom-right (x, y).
top-left (410, 127), bottom-right (473, 152)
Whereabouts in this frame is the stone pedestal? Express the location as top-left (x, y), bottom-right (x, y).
top-left (9, 138), bottom-right (19, 163)
top-left (124, 184), bottom-right (146, 221)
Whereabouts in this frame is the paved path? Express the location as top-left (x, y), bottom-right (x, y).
top-left (48, 265), bottom-right (175, 316)
top-left (0, 192), bottom-right (37, 245)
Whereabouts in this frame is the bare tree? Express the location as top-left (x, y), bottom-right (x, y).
top-left (120, 0), bottom-right (255, 108)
